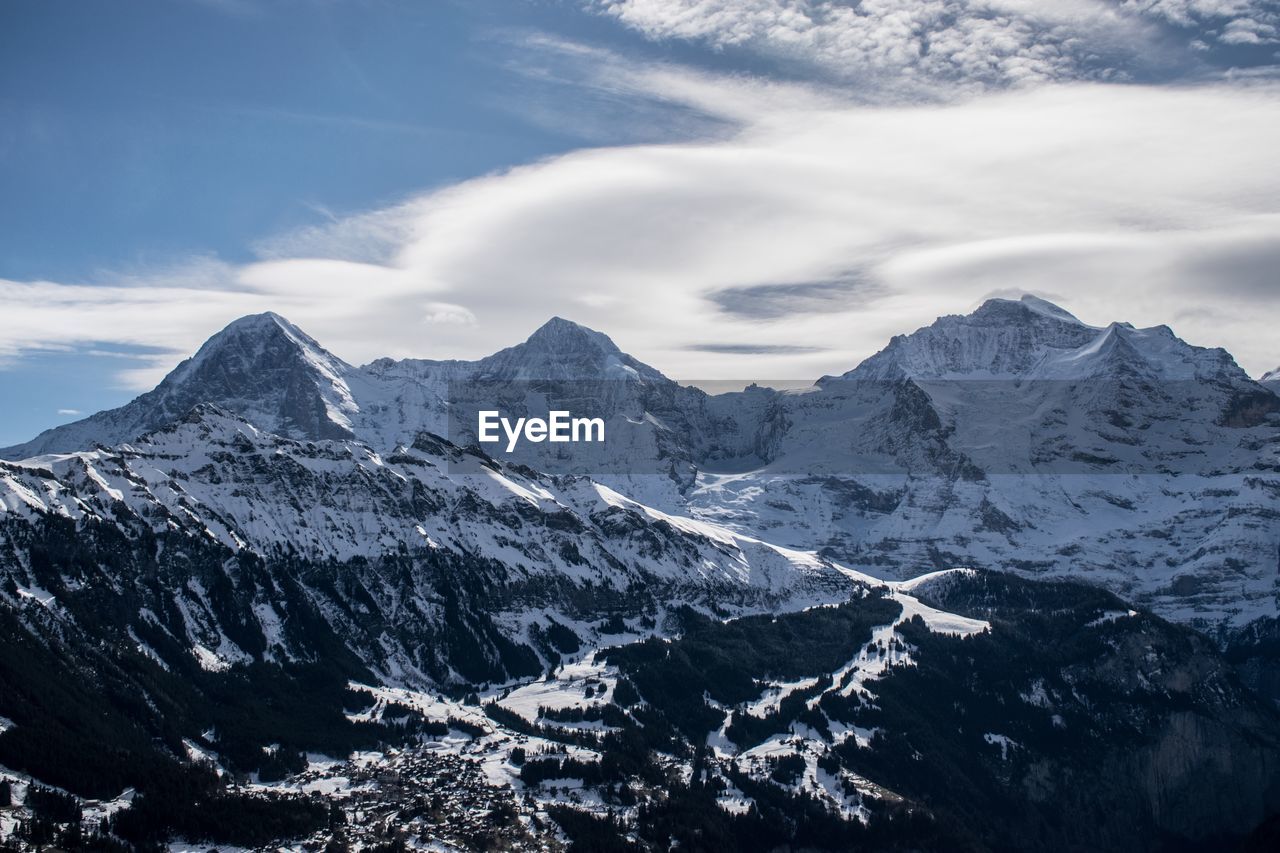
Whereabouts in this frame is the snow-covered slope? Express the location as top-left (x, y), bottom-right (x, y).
top-left (846, 295), bottom-right (1102, 381)
top-left (1263, 366), bottom-right (1280, 394)
top-left (1, 405), bottom-right (846, 592)
top-left (0, 405), bottom-right (858, 686)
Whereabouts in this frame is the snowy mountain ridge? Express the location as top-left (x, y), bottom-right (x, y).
top-left (2, 296), bottom-right (1278, 638)
top-left (2, 313), bottom-right (695, 463)
top-left (7, 295), bottom-right (1267, 462)
top-left (687, 297), bottom-right (1279, 632)
top-left (842, 295), bottom-right (1250, 382)
top-left (0, 404), bottom-right (861, 683)
top-left (0, 403), bottom-right (841, 591)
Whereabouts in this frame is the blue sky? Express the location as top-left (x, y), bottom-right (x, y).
top-left (2, 1), bottom-right (645, 280)
top-left (3, 0), bottom-right (1280, 446)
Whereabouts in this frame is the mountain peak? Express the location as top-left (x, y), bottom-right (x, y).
top-left (187, 311), bottom-right (331, 365)
top-left (524, 316), bottom-right (622, 355)
top-left (974, 294), bottom-right (1089, 327)
top-left (0, 313), bottom-right (359, 460)
top-left (844, 294), bottom-right (1256, 385)
top-left (471, 317), bottom-right (664, 383)
top-left (158, 312), bottom-right (356, 437)
top-left (223, 310), bottom-right (289, 330)
top-left (846, 296), bottom-right (1101, 380)
top-left (1016, 294), bottom-right (1087, 325)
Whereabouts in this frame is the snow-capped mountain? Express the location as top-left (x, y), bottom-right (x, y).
top-left (3, 296), bottom-right (1277, 639)
top-left (368, 316), bottom-right (727, 493)
top-left (1, 314), bottom-right (715, 494)
top-left (1264, 366), bottom-right (1280, 393)
top-left (846, 295), bottom-right (1101, 380)
top-left (4, 519), bottom-right (1279, 852)
top-left (682, 296), bottom-right (1280, 634)
top-left (841, 295), bottom-right (1257, 383)
top-left (471, 315), bottom-right (663, 383)
top-left (5, 313), bottom-right (365, 457)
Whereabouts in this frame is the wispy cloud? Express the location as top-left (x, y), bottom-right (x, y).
top-left (686, 342), bottom-right (829, 354)
top-left (56, 408), bottom-right (81, 416)
top-left (708, 277), bottom-right (883, 320)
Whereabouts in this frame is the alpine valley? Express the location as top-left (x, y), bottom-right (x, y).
top-left (1, 296), bottom-right (1279, 852)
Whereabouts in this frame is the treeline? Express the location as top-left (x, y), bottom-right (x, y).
top-left (725, 674), bottom-right (833, 748)
top-left (107, 765), bottom-right (330, 847)
top-left (0, 772), bottom-right (329, 851)
top-left (549, 775), bottom-right (958, 852)
top-left (539, 702), bottom-right (628, 727)
top-left (603, 596), bottom-right (900, 738)
top-left (482, 702), bottom-right (603, 748)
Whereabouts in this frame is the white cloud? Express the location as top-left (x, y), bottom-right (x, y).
top-left (589, 0), bottom-right (1280, 94)
top-left (56, 408), bottom-right (81, 416)
top-left (589, 0), bottom-right (1159, 90)
top-left (2, 56), bottom-right (1279, 387)
top-left (1129, 0), bottom-right (1280, 42)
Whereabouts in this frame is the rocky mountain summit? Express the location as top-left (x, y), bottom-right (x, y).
top-left (5, 312), bottom-right (363, 456)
